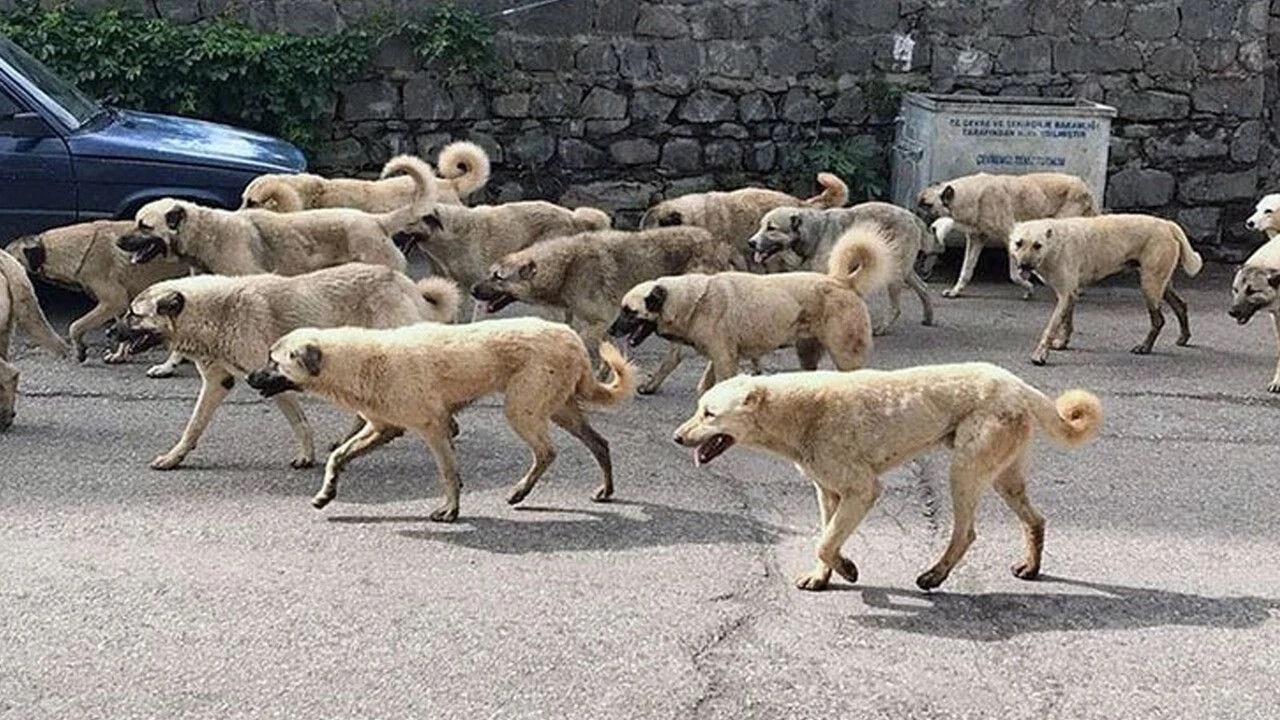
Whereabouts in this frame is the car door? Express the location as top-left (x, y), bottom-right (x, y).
top-left (0, 84), bottom-right (76, 240)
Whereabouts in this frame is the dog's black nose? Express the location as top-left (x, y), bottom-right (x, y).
top-left (1019, 263), bottom-right (1035, 271)
top-left (1246, 220), bottom-right (1257, 230)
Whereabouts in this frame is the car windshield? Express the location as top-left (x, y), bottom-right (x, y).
top-left (0, 36), bottom-right (101, 128)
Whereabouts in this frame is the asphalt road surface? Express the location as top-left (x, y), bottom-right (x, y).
top-left (3, 261), bottom-right (1278, 719)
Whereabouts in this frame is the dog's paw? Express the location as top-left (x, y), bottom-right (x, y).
top-left (871, 325), bottom-right (890, 337)
top-left (1030, 350), bottom-right (1049, 366)
top-left (102, 349), bottom-right (127, 364)
top-left (1176, 335), bottom-right (1191, 347)
top-left (591, 484), bottom-right (613, 503)
top-left (793, 572), bottom-right (830, 591)
top-left (1130, 344), bottom-right (1152, 356)
top-left (831, 556), bottom-right (859, 584)
top-left (1050, 338), bottom-right (1069, 350)
top-left (1011, 562), bottom-right (1040, 581)
top-left (636, 378), bottom-right (661, 396)
top-left (941, 288), bottom-right (962, 299)
top-left (428, 505), bottom-right (459, 523)
top-left (74, 345), bottom-right (88, 364)
top-left (146, 364), bottom-right (176, 379)
top-left (290, 455), bottom-right (315, 470)
top-left (915, 568), bottom-right (949, 591)
top-left (1268, 381), bottom-right (1280, 394)
top-left (150, 452), bottom-right (184, 471)
top-left (311, 491), bottom-right (335, 509)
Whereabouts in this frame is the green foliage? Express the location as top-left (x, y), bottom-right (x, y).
top-left (0, 2), bottom-right (499, 150)
top-left (864, 74), bottom-right (906, 118)
top-left (775, 137), bottom-right (888, 204)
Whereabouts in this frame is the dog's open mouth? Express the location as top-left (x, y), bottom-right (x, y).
top-left (246, 369), bottom-right (300, 398)
top-left (753, 247), bottom-right (780, 265)
top-left (626, 320), bottom-right (656, 348)
top-left (483, 294), bottom-right (515, 314)
top-left (117, 235), bottom-right (167, 265)
top-left (694, 434), bottom-right (735, 466)
top-left (391, 231), bottom-right (417, 252)
top-left (1230, 309), bottom-right (1256, 325)
top-left (1017, 264), bottom-right (1036, 282)
top-left (108, 324), bottom-right (164, 355)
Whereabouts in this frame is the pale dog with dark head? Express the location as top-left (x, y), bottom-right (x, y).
top-left (745, 201), bottom-right (939, 333)
top-left (1008, 214), bottom-right (1202, 365)
top-left (608, 224), bottom-right (894, 394)
top-left (917, 172), bottom-right (1098, 298)
top-left (245, 318), bottom-right (635, 522)
top-left (6, 220), bottom-right (186, 364)
top-left (0, 249), bottom-right (72, 430)
top-left (1228, 238), bottom-right (1280, 391)
top-left (240, 140), bottom-right (490, 212)
top-left (471, 226), bottom-right (737, 394)
top-left (673, 364), bottom-right (1102, 591)
top-left (639, 173), bottom-right (849, 268)
top-left (110, 263), bottom-right (459, 470)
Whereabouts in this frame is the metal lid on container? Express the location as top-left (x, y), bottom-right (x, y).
top-left (902, 92), bottom-right (1117, 118)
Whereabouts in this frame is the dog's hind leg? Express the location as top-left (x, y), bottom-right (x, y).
top-left (992, 451), bottom-right (1045, 581)
top-left (794, 483), bottom-right (840, 590)
top-left (1132, 267), bottom-right (1172, 355)
top-left (795, 338), bottom-right (823, 371)
top-left (638, 343), bottom-right (682, 395)
top-left (798, 468), bottom-right (880, 591)
top-left (942, 234), bottom-right (982, 298)
top-left (907, 271), bottom-right (934, 327)
top-left (151, 364), bottom-right (232, 470)
top-left (503, 384), bottom-right (559, 506)
top-left (419, 419), bottom-right (463, 522)
top-left (313, 421), bottom-right (400, 509)
top-left (273, 394), bottom-right (316, 469)
top-left (874, 283), bottom-right (903, 335)
top-left (1270, 311), bottom-right (1280, 393)
top-left (1163, 286), bottom-right (1191, 346)
top-left (695, 361), bottom-right (716, 395)
top-left (552, 402), bottom-right (614, 502)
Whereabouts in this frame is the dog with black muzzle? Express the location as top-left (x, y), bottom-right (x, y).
top-left (118, 263), bottom-right (459, 471)
top-left (0, 249), bottom-right (72, 430)
top-left (610, 224), bottom-right (895, 394)
top-left (1229, 239), bottom-right (1280, 391)
top-left (473, 226), bottom-right (737, 394)
top-left (246, 318), bottom-right (634, 521)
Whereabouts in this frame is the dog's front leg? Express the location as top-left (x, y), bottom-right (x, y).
top-left (942, 234), bottom-right (982, 298)
top-left (419, 420), bottom-right (462, 522)
top-left (794, 483), bottom-right (839, 590)
top-left (1269, 311), bottom-right (1280, 393)
top-left (801, 470), bottom-right (880, 591)
top-left (313, 421), bottom-right (400, 509)
top-left (1031, 289), bottom-right (1073, 365)
top-left (637, 343), bottom-right (683, 395)
top-left (152, 364), bottom-right (232, 470)
top-left (69, 298), bottom-right (124, 363)
top-left (146, 351), bottom-right (188, 379)
top-left (272, 393), bottom-right (315, 469)
top-left (1050, 292), bottom-right (1077, 349)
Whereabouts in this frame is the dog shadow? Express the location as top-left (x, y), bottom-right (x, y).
top-left (327, 499), bottom-right (789, 554)
top-left (847, 575), bottom-right (1279, 642)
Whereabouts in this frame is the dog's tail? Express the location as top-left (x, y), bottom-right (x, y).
top-left (572, 206), bottom-right (613, 230)
top-left (241, 176), bottom-right (305, 213)
top-left (381, 155), bottom-right (440, 210)
top-left (436, 141), bottom-right (492, 200)
top-left (1027, 386), bottom-right (1103, 448)
top-left (415, 276), bottom-right (462, 323)
top-left (803, 172), bottom-right (849, 209)
top-left (0, 249), bottom-right (71, 359)
top-left (1171, 222), bottom-right (1203, 277)
top-left (828, 223), bottom-right (897, 296)
top-left (576, 342), bottom-right (637, 406)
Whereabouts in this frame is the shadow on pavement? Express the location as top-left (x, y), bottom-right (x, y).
top-left (328, 499), bottom-right (790, 553)
top-left (846, 575), bottom-right (1280, 641)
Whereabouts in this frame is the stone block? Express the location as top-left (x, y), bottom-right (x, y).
top-left (996, 37), bottom-right (1051, 73)
top-left (492, 93), bottom-right (531, 118)
top-left (403, 77), bottom-right (454, 120)
top-left (1075, 2), bottom-right (1128, 38)
top-left (597, 0), bottom-right (641, 33)
top-left (1191, 77), bottom-right (1264, 117)
top-left (530, 84), bottom-right (584, 118)
top-left (559, 139), bottom-right (607, 169)
top-left (610, 139), bottom-right (660, 165)
top-left (576, 43), bottom-right (620, 74)
top-left (581, 88), bottom-right (627, 119)
top-left (509, 38), bottom-right (576, 71)
top-left (1053, 41), bottom-right (1143, 72)
top-left (1231, 120), bottom-right (1262, 162)
top-left (1178, 170), bottom-right (1258, 203)
top-left (661, 138), bottom-right (703, 173)
top-left (342, 81), bottom-right (399, 121)
top-left (707, 42), bottom-right (759, 78)
top-left (679, 90), bottom-right (737, 123)
top-left (635, 5), bottom-right (687, 37)
top-left (781, 88), bottom-right (823, 123)
top-left (655, 40), bottom-right (703, 76)
top-left (704, 140), bottom-right (741, 170)
top-left (1106, 168), bottom-right (1176, 208)
top-left (1107, 90), bottom-right (1190, 121)
top-left (1127, 3), bottom-right (1180, 39)
top-left (764, 41), bottom-right (818, 76)
top-left (632, 90), bottom-right (678, 122)
top-left (738, 92), bottom-right (777, 123)
top-left (560, 181), bottom-right (657, 211)
top-left (508, 129), bottom-right (557, 166)
top-left (831, 0), bottom-right (899, 31)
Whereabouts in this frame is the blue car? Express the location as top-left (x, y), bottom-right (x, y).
top-left (0, 35), bottom-right (307, 240)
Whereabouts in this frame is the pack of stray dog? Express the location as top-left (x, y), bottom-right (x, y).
top-left (6, 145), bottom-right (1276, 595)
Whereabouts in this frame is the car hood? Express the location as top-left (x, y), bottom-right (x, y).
top-left (67, 109), bottom-right (307, 174)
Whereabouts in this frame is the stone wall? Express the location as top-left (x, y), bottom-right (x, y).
top-left (67, 0), bottom-right (1280, 256)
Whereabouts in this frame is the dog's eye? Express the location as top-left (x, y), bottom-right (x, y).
top-left (1032, 242), bottom-right (1043, 250)
top-left (703, 410), bottom-right (716, 419)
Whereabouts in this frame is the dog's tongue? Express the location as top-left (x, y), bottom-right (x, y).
top-left (485, 300), bottom-right (500, 314)
top-left (753, 251), bottom-right (767, 265)
top-left (1019, 268), bottom-right (1033, 282)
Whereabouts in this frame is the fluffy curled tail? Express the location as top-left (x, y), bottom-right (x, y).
top-left (1172, 224), bottom-right (1203, 277)
top-left (0, 249), bottom-right (71, 359)
top-left (241, 176), bottom-right (305, 212)
top-left (804, 172), bottom-right (850, 209)
top-left (381, 155), bottom-right (439, 210)
top-left (827, 223), bottom-right (897, 296)
top-left (1029, 388), bottom-right (1103, 447)
top-left (577, 342), bottom-right (636, 406)
top-left (436, 141), bottom-right (492, 199)
top-left (415, 276), bottom-right (462, 323)
top-left (572, 207), bottom-right (613, 230)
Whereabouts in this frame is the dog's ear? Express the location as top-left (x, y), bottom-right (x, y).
top-left (743, 385), bottom-right (768, 408)
top-left (789, 214), bottom-right (803, 232)
top-left (156, 291), bottom-right (185, 317)
top-left (164, 204), bottom-right (186, 231)
top-left (421, 212), bottom-right (443, 232)
top-left (659, 211), bottom-right (683, 227)
top-left (298, 344), bottom-right (323, 376)
top-left (644, 284), bottom-right (667, 313)
top-left (1269, 271), bottom-right (1280, 289)
top-left (21, 242), bottom-right (46, 273)
top-left (518, 260), bottom-right (537, 280)
top-left (941, 185), bottom-right (955, 206)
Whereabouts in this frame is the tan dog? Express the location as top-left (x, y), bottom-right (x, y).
top-left (1244, 194), bottom-right (1280, 239)
top-left (110, 264), bottom-right (459, 470)
top-left (471, 226), bottom-right (737, 392)
top-left (917, 172), bottom-right (1098, 298)
top-left (240, 141), bottom-right (490, 212)
top-left (746, 202), bottom-right (938, 333)
top-left (391, 166), bottom-right (612, 320)
top-left (118, 197), bottom-right (408, 277)
top-left (245, 318), bottom-right (635, 522)
top-left (0, 249), bottom-right (72, 430)
top-left (640, 174), bottom-right (849, 267)
top-left (6, 220), bottom-right (187, 364)
top-left (673, 364), bottom-right (1102, 591)
top-left (1008, 215), bottom-right (1202, 365)
top-left (1228, 238), bottom-right (1280, 391)
top-left (609, 225), bottom-right (894, 393)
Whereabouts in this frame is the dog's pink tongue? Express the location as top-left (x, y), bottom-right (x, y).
top-left (753, 251), bottom-right (766, 265)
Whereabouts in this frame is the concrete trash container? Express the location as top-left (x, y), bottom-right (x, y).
top-left (890, 93), bottom-right (1117, 228)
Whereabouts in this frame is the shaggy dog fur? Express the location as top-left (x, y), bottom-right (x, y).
top-left (674, 364), bottom-right (1102, 591)
top-left (1244, 194), bottom-right (1280, 240)
top-left (0, 249), bottom-right (72, 429)
top-left (1008, 215), bottom-right (1202, 365)
top-left (246, 318), bottom-right (635, 522)
top-left (1228, 238), bottom-right (1280, 391)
